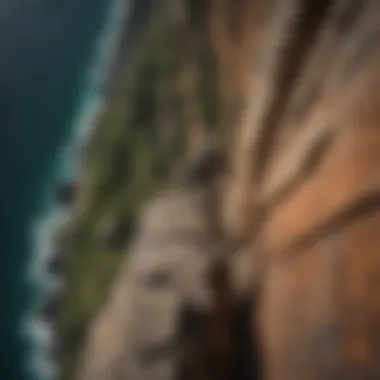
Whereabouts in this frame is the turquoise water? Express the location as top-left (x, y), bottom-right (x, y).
top-left (0, 0), bottom-right (127, 378)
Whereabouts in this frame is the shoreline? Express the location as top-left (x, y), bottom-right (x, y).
top-left (21, 0), bottom-right (134, 379)
top-left (24, 1), bottom-right (172, 378)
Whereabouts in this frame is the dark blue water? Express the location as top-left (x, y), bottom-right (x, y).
top-left (0, 1), bottom-right (113, 379)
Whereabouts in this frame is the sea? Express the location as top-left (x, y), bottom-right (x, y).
top-left (0, 0), bottom-right (130, 379)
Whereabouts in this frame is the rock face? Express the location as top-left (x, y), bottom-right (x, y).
top-left (78, 189), bottom-right (258, 380)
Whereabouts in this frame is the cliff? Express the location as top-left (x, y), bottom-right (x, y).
top-left (58, 1), bottom-right (380, 379)
top-left (56, 0), bottom-right (264, 379)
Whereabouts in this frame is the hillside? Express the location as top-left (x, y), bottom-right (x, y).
top-left (56, 0), bottom-right (264, 379)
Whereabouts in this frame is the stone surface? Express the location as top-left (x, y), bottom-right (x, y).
top-left (78, 189), bottom-right (259, 380)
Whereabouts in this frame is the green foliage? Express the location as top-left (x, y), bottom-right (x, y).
top-left (58, 8), bottom-right (218, 380)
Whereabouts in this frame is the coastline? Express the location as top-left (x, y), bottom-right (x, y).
top-left (21, 0), bottom-right (134, 379)
top-left (48, 1), bottom-right (223, 378)
top-left (28, 1), bottom-right (185, 379)
top-left (22, 0), bottom-right (173, 378)
top-left (103, 0), bottom-right (164, 101)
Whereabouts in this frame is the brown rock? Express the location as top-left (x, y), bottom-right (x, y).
top-left (78, 190), bottom-right (215, 380)
top-left (78, 189), bottom-right (260, 380)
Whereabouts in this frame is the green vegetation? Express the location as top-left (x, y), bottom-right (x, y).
top-left (58, 6), bottom-right (218, 380)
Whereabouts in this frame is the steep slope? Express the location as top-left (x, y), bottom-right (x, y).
top-left (58, 0), bottom-right (263, 379)
top-left (58, 2), bottom-right (218, 379)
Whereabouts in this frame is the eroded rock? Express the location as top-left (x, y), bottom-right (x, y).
top-left (78, 189), bottom-right (259, 380)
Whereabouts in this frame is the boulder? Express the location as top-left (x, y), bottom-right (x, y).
top-left (184, 139), bottom-right (225, 186)
top-left (46, 225), bottom-right (72, 275)
top-left (46, 247), bottom-right (69, 275)
top-left (40, 292), bottom-right (61, 325)
top-left (55, 182), bottom-right (76, 207)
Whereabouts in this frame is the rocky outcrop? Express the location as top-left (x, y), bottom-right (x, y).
top-left (46, 247), bottom-right (69, 275)
top-left (79, 190), bottom-right (212, 380)
top-left (55, 182), bottom-right (76, 207)
top-left (78, 189), bottom-right (259, 380)
top-left (46, 225), bottom-right (72, 275)
top-left (40, 291), bottom-right (62, 326)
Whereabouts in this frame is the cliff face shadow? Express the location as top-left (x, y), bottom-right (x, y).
top-left (231, 296), bottom-right (261, 380)
top-left (78, 190), bottom-right (263, 380)
top-left (176, 294), bottom-right (262, 380)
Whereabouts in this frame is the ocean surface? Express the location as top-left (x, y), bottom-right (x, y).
top-left (0, 0), bottom-right (129, 379)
